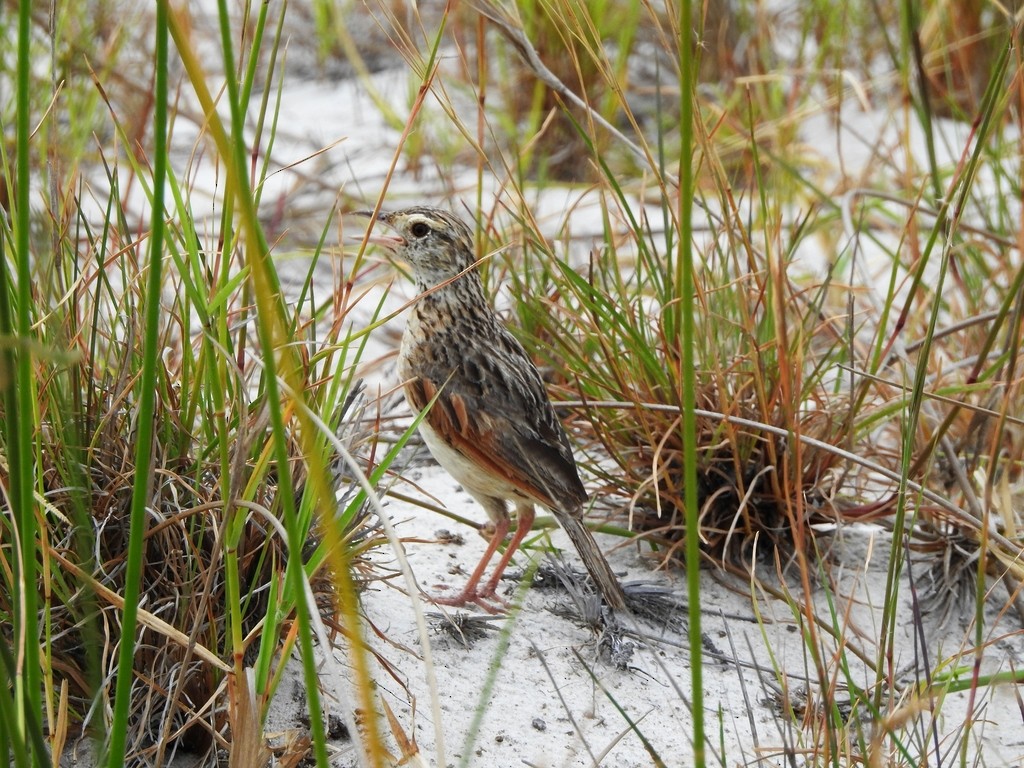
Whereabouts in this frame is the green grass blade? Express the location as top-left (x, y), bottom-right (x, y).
top-left (104, 3), bottom-right (170, 763)
top-left (677, 1), bottom-right (705, 765)
top-left (4, 0), bottom-right (43, 760)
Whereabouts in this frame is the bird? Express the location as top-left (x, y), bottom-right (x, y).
top-left (355, 206), bottom-right (627, 612)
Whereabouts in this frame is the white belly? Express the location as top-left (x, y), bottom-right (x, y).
top-left (418, 420), bottom-right (522, 502)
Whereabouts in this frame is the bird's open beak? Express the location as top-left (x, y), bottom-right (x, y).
top-left (351, 210), bottom-right (404, 251)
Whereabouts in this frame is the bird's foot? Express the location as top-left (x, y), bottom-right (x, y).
top-left (431, 586), bottom-right (508, 614)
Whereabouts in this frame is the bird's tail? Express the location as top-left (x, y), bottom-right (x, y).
top-left (559, 513), bottom-right (627, 610)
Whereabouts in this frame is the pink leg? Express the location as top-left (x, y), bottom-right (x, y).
top-left (478, 504), bottom-right (535, 600)
top-left (432, 516), bottom-right (509, 612)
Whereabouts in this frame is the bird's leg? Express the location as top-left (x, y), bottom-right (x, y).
top-left (477, 502), bottom-right (535, 601)
top-left (432, 514), bottom-right (510, 613)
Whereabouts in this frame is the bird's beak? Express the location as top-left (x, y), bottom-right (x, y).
top-left (351, 209), bottom-right (404, 251)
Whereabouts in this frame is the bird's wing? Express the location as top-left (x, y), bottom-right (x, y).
top-left (405, 345), bottom-right (588, 513)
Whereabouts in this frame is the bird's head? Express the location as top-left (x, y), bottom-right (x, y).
top-left (355, 207), bottom-right (478, 289)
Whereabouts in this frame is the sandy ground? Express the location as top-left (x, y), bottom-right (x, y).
top-left (272, 442), bottom-right (1024, 765)
top-left (272, 433), bottom-right (1022, 768)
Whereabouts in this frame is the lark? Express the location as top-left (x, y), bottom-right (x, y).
top-left (356, 206), bottom-right (627, 611)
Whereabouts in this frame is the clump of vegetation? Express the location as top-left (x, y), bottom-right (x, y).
top-left (1, 3), bottom-right (392, 765)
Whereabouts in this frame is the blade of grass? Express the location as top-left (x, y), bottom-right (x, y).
top-left (103, 3), bottom-right (169, 762)
top-left (676, 0), bottom-right (705, 764)
top-left (208, 0), bottom-right (334, 762)
top-left (4, 0), bottom-right (42, 761)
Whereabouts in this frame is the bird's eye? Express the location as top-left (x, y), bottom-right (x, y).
top-left (409, 222), bottom-right (431, 238)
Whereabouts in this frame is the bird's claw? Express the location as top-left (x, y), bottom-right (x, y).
top-left (430, 587), bottom-right (509, 615)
